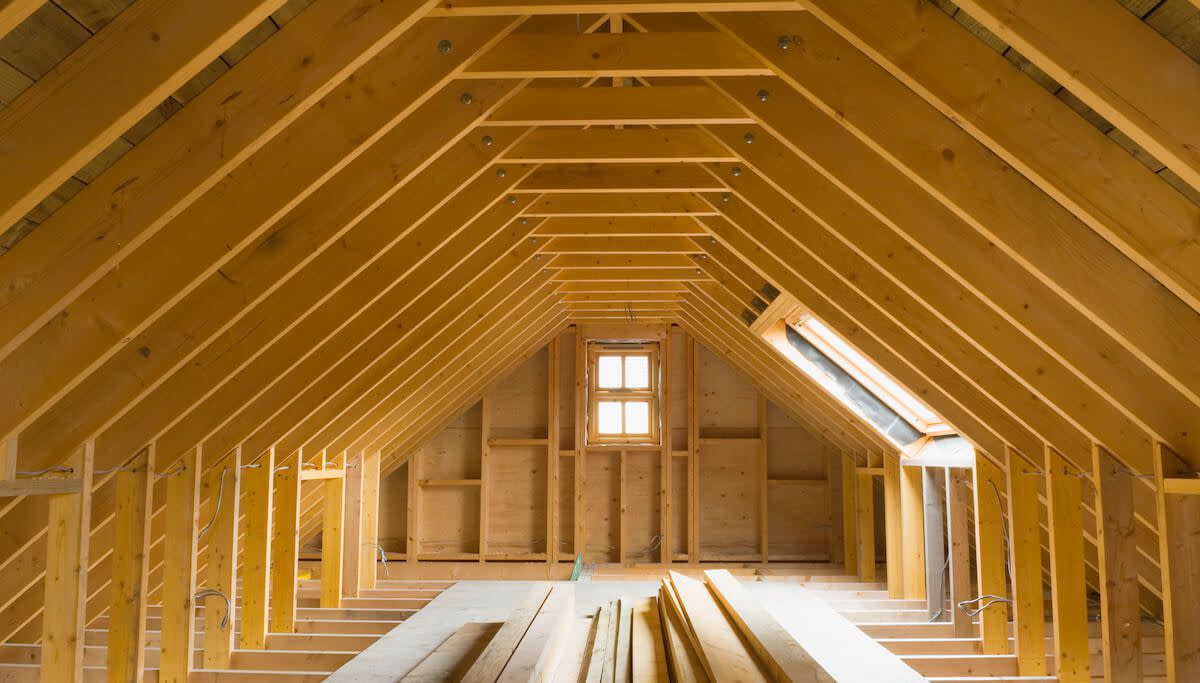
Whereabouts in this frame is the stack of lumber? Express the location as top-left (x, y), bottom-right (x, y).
top-left (402, 584), bottom-right (575, 682)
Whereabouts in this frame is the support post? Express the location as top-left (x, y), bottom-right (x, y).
top-left (899, 462), bottom-right (926, 600)
top-left (922, 467), bottom-right (944, 619)
top-left (574, 330), bottom-right (586, 561)
top-left (1005, 447), bottom-right (1047, 674)
top-left (883, 452), bottom-right (903, 599)
top-left (321, 454), bottom-right (346, 609)
top-left (359, 449), bottom-right (381, 589)
top-left (41, 441), bottom-right (94, 683)
top-left (688, 336), bottom-right (699, 564)
top-left (1045, 446), bottom-right (1089, 682)
top-left (0, 434), bottom-right (16, 479)
top-left (1093, 444), bottom-right (1143, 682)
top-left (203, 447), bottom-right (240, 669)
top-left (842, 453), bottom-right (858, 573)
top-left (480, 393), bottom-right (491, 562)
top-left (659, 332), bottom-right (671, 563)
top-left (1154, 442), bottom-right (1200, 683)
top-left (855, 470), bottom-right (876, 581)
top-left (270, 448), bottom-right (301, 633)
top-left (972, 451), bottom-right (1010, 654)
top-left (160, 446), bottom-right (201, 683)
top-left (758, 393), bottom-right (768, 564)
top-left (239, 447), bottom-right (274, 650)
top-left (407, 447), bottom-right (422, 564)
top-left (107, 445), bottom-right (155, 682)
top-left (945, 466), bottom-right (973, 638)
top-left (548, 336), bottom-right (561, 563)
top-left (342, 450), bottom-right (363, 598)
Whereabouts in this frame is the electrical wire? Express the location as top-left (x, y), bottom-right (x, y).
top-left (193, 588), bottom-right (231, 630)
top-left (197, 466), bottom-right (229, 538)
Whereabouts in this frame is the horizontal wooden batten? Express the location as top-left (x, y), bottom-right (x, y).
top-left (489, 85), bottom-right (754, 126)
top-left (427, 0), bottom-right (805, 16)
top-left (501, 128), bottom-right (738, 163)
top-left (300, 468), bottom-right (346, 481)
top-left (524, 194), bottom-right (718, 218)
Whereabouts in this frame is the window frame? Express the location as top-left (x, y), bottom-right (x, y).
top-left (586, 342), bottom-right (661, 445)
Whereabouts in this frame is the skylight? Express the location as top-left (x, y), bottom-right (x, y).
top-left (761, 314), bottom-right (952, 446)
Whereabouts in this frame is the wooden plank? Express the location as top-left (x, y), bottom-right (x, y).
top-left (107, 445), bottom-right (154, 682)
top-left (955, 0), bottom-right (1200, 191)
top-left (159, 446), bottom-right (201, 683)
top-left (899, 462), bottom-right (925, 600)
top-left (0, 433), bottom-right (15, 479)
top-left (574, 331), bottom-right (587, 558)
top-left (342, 451), bottom-right (364, 598)
top-left (480, 393), bottom-right (491, 562)
top-left (584, 605), bottom-right (613, 683)
top-left (612, 598), bottom-right (633, 683)
top-left (704, 569), bottom-right (828, 681)
top-left (660, 332), bottom-right (672, 564)
top-left (300, 468), bottom-right (346, 481)
top-left (547, 337), bottom-right (560, 564)
top-left (402, 622), bottom-right (502, 682)
top-left (270, 449), bottom-right (302, 633)
top-left (1154, 442), bottom-right (1200, 683)
top-left (944, 466), bottom-right (973, 639)
top-left (688, 337), bottom-right (699, 564)
top-left (40, 442), bottom-right (94, 683)
top-left (667, 571), bottom-right (769, 681)
top-left (408, 448), bottom-right (423, 563)
top-left (855, 469), bottom-right (876, 582)
top-left (657, 587), bottom-right (706, 682)
top-left (1045, 446), bottom-right (1090, 682)
top-left (322, 471), bottom-right (346, 608)
top-left (630, 597), bottom-right (668, 681)
top-left (0, 0), bottom-right (40, 41)
top-left (1093, 444), bottom-right (1143, 682)
top-left (461, 586), bottom-right (552, 683)
top-left (841, 455), bottom-right (858, 574)
top-left (1004, 447), bottom-right (1047, 675)
top-left (498, 584), bottom-right (575, 682)
top-left (359, 449), bottom-right (381, 589)
top-left (0, 0), bottom-right (281, 233)
top-left (202, 448), bottom-right (240, 669)
top-left (883, 453), bottom-right (903, 599)
top-left (491, 85), bottom-right (752, 126)
top-left (972, 451), bottom-right (1009, 655)
top-left (504, 127), bottom-right (737, 164)
top-left (464, 32), bottom-right (771, 78)
top-left (239, 447), bottom-right (274, 650)
top-left (0, 478), bottom-right (82, 496)
top-left (427, 0), bottom-right (804, 15)
top-left (757, 394), bottom-right (769, 564)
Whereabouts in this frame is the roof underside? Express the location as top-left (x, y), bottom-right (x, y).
top-left (0, 0), bottom-right (1197, 641)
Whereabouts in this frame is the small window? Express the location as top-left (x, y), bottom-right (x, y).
top-left (587, 342), bottom-right (660, 445)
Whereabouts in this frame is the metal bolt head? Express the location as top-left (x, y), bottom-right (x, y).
top-left (710, 237), bottom-right (717, 244)
top-left (482, 135), bottom-right (494, 147)
top-left (731, 166), bottom-right (742, 177)
top-left (756, 89), bottom-right (769, 102)
top-left (778, 35), bottom-right (794, 51)
top-left (437, 39), bottom-right (453, 54)
top-left (460, 92), bottom-right (473, 105)
top-left (743, 132), bottom-right (755, 145)
top-left (519, 217), bottom-right (528, 225)
top-left (535, 254), bottom-right (542, 260)
top-left (496, 167), bottom-right (507, 178)
top-left (695, 268), bottom-right (702, 275)
top-left (721, 193), bottom-right (731, 203)
top-left (699, 254), bottom-right (708, 260)
top-left (507, 195), bottom-right (517, 205)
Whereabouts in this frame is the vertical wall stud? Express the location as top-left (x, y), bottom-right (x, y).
top-left (1005, 447), bottom-right (1047, 674)
top-left (107, 444), bottom-right (154, 682)
top-left (758, 393), bottom-right (769, 564)
top-left (1045, 446), bottom-right (1089, 682)
top-left (883, 452), bottom-right (903, 599)
top-left (1154, 442), bottom-right (1200, 683)
top-left (574, 329), bottom-right (587, 560)
top-left (855, 470), bottom-right (876, 581)
top-left (203, 446), bottom-right (240, 669)
top-left (407, 448), bottom-right (422, 564)
top-left (41, 441), bottom-right (94, 683)
top-left (945, 466), bottom-right (973, 638)
top-left (342, 450), bottom-right (363, 598)
top-left (160, 445), bottom-right (201, 683)
top-left (1093, 444), bottom-right (1143, 682)
top-left (688, 336), bottom-right (699, 564)
top-left (548, 336), bottom-right (561, 564)
top-left (899, 462), bottom-right (926, 600)
top-left (270, 448), bottom-right (301, 633)
top-left (321, 454), bottom-right (346, 609)
top-left (842, 453), bottom-right (858, 573)
top-left (973, 451), bottom-right (1010, 654)
top-left (0, 434), bottom-right (16, 479)
top-left (660, 331), bottom-right (672, 563)
top-left (239, 447), bottom-right (274, 650)
top-left (359, 449), bottom-right (381, 589)
top-left (921, 467), bottom-right (945, 619)
top-left (480, 392), bottom-right (491, 562)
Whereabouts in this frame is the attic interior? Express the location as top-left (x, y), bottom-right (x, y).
top-left (0, 0), bottom-right (1198, 680)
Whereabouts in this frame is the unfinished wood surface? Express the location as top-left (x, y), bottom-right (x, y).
top-left (584, 604), bottom-right (614, 683)
top-left (402, 622), bottom-right (502, 682)
top-left (612, 598), bottom-right (633, 683)
top-left (883, 453), bottom-right (903, 599)
top-left (270, 449), bottom-right (302, 634)
top-left (106, 445), bottom-right (154, 682)
top-left (972, 451), bottom-right (1010, 655)
top-left (630, 597), bottom-right (668, 681)
top-left (668, 571), bottom-right (770, 681)
top-left (1154, 442), bottom-right (1200, 683)
top-left (239, 447), bottom-right (274, 649)
top-left (658, 586), bottom-right (707, 682)
top-left (461, 586), bottom-right (552, 683)
top-left (704, 569), bottom-right (830, 681)
top-left (40, 442), bottom-right (94, 683)
top-left (159, 446), bottom-right (201, 683)
top-left (1093, 444), bottom-right (1143, 682)
top-left (855, 470), bottom-right (877, 582)
top-left (898, 463), bottom-right (925, 600)
top-left (944, 466), bottom-right (972, 639)
top-left (1004, 447), bottom-right (1047, 675)
top-left (498, 584), bottom-right (575, 682)
top-left (1046, 446), bottom-right (1090, 682)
